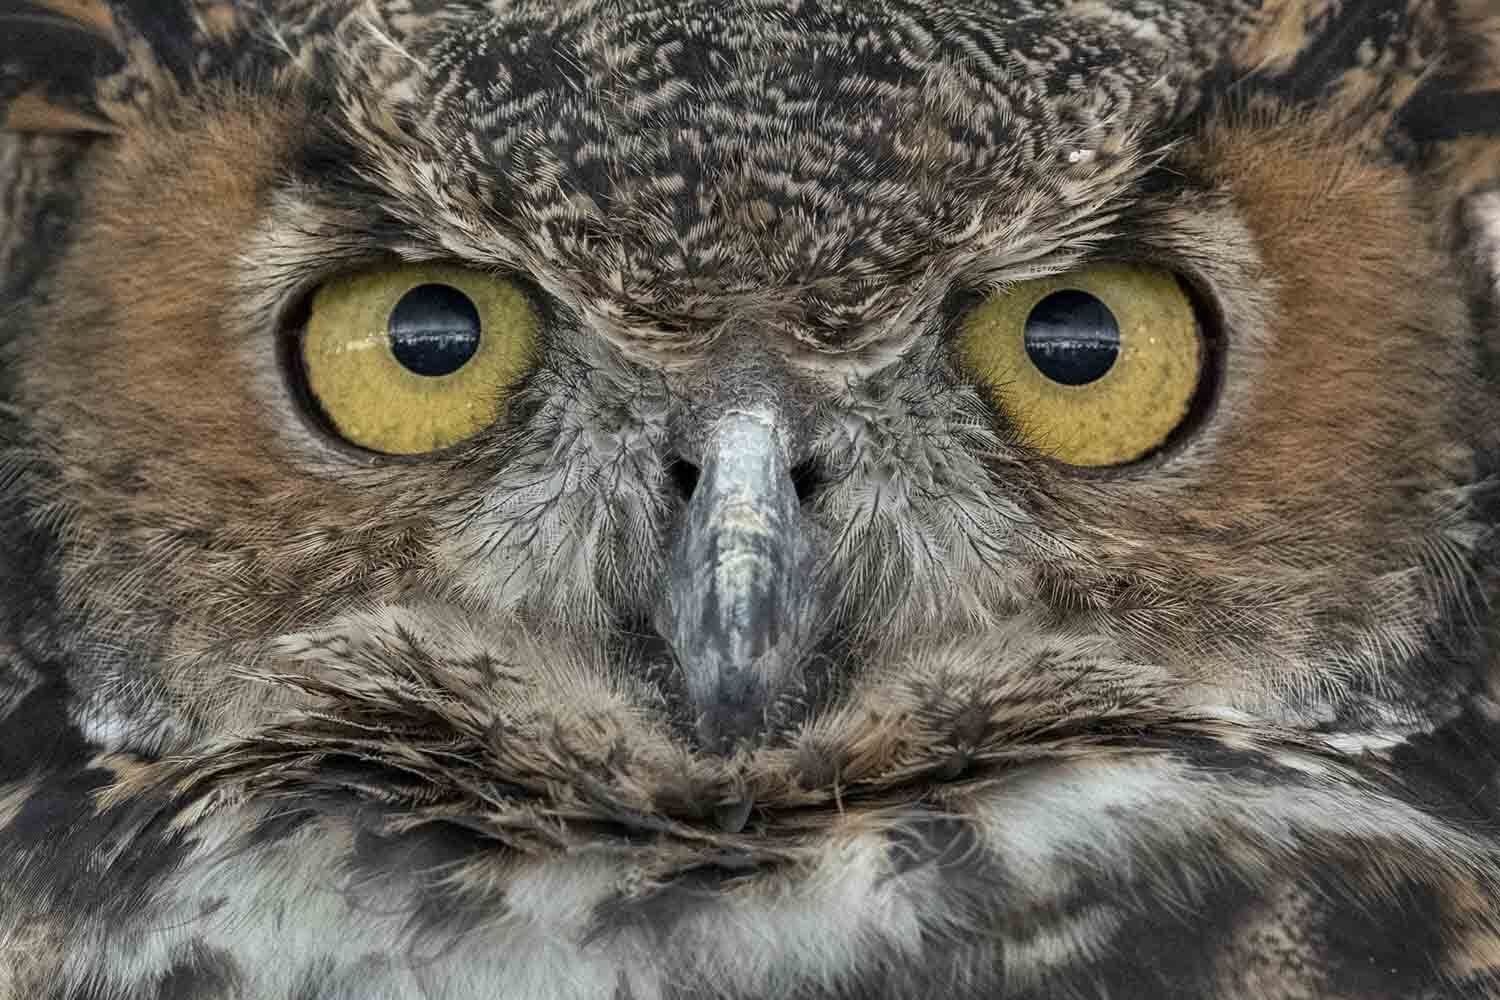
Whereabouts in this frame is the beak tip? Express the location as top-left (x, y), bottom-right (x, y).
top-left (714, 795), bottom-right (755, 834)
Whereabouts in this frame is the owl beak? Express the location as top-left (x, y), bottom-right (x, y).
top-left (663, 408), bottom-right (817, 756)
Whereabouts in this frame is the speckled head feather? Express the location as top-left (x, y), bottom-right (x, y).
top-left (2, 1), bottom-right (1500, 997)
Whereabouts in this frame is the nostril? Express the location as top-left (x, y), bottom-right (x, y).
top-left (669, 455), bottom-right (818, 504)
top-left (791, 460), bottom-right (820, 504)
top-left (668, 458), bottom-right (701, 500)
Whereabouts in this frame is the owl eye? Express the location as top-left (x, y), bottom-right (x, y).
top-left (956, 263), bottom-right (1204, 467)
top-left (298, 264), bottom-right (539, 456)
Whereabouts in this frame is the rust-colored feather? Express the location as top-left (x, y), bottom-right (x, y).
top-left (0, 88), bottom-right (115, 134)
top-left (20, 0), bottom-right (119, 41)
top-left (0, 1), bottom-right (125, 134)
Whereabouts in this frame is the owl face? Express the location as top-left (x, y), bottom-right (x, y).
top-left (5, 2), bottom-right (1500, 996)
top-left (2, 0), bottom-right (1497, 842)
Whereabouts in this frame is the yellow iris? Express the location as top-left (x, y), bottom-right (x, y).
top-left (300, 264), bottom-right (539, 455)
top-left (957, 264), bottom-right (1202, 467)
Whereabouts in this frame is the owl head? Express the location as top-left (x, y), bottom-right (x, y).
top-left (3, 1), bottom-right (1500, 981)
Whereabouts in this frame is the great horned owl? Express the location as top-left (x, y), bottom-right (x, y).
top-left (1, 0), bottom-right (1499, 996)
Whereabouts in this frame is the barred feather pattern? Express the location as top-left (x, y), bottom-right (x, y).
top-left (9, 605), bottom-right (1500, 998)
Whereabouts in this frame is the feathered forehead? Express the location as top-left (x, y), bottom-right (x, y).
top-left (3, 0), bottom-right (1486, 140)
top-left (298, 0), bottom-right (1249, 329)
top-left (1, 0), bottom-right (1493, 330)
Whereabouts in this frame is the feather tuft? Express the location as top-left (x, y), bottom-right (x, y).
top-left (0, 88), bottom-right (115, 134)
top-left (16, 0), bottom-right (118, 40)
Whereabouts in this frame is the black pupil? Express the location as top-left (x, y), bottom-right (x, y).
top-left (1023, 289), bottom-right (1121, 386)
top-left (388, 284), bottom-right (482, 377)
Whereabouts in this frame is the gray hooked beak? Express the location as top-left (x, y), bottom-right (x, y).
top-left (664, 409), bottom-right (816, 755)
